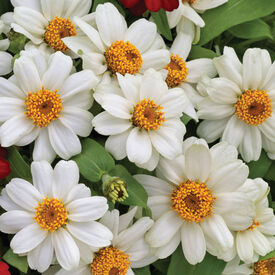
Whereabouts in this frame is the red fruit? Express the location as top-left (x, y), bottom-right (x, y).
top-left (0, 158), bottom-right (11, 179)
top-left (0, 261), bottom-right (11, 275)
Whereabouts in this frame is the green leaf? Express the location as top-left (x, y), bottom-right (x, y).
top-left (0, 0), bottom-right (12, 16)
top-left (263, 161), bottom-right (275, 181)
top-left (259, 249), bottom-right (275, 261)
top-left (246, 151), bottom-right (272, 179)
top-left (3, 249), bottom-right (28, 274)
top-left (228, 19), bottom-right (273, 40)
top-left (199, 0), bottom-right (275, 45)
top-left (181, 114), bottom-right (192, 125)
top-left (153, 258), bottom-right (170, 274)
top-left (6, 147), bottom-right (31, 181)
top-left (72, 138), bottom-right (115, 182)
top-left (109, 165), bottom-right (148, 208)
top-left (7, 31), bottom-right (28, 55)
top-left (168, 246), bottom-right (226, 275)
top-left (188, 45), bottom-right (218, 59)
top-left (151, 9), bottom-right (172, 41)
top-left (134, 266), bottom-right (151, 275)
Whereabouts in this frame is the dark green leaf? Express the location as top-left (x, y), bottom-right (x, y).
top-left (151, 9), bottom-right (172, 41)
top-left (168, 246), bottom-right (226, 275)
top-left (7, 31), bottom-right (28, 55)
top-left (3, 249), bottom-right (28, 274)
top-left (134, 266), bottom-right (151, 275)
top-left (0, 0), bottom-right (12, 16)
top-left (188, 45), bottom-right (218, 59)
top-left (109, 165), bottom-right (148, 208)
top-left (72, 138), bottom-right (115, 182)
top-left (228, 19), bottom-right (273, 40)
top-left (199, 0), bottom-right (275, 45)
top-left (263, 161), bottom-right (275, 181)
top-left (247, 151), bottom-right (272, 179)
top-left (6, 147), bottom-right (31, 181)
top-left (153, 258), bottom-right (170, 274)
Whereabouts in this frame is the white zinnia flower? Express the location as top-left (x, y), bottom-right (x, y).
top-left (45, 208), bottom-right (156, 275)
top-left (197, 47), bottom-right (275, 162)
top-left (134, 138), bottom-right (254, 265)
top-left (0, 50), bottom-right (98, 162)
top-left (10, 0), bottom-right (92, 55)
top-left (166, 0), bottom-right (228, 42)
top-left (164, 22), bottom-right (216, 121)
top-left (93, 69), bottom-right (187, 171)
top-left (62, 3), bottom-right (170, 86)
top-left (234, 178), bottom-right (275, 263)
top-left (0, 160), bottom-right (113, 272)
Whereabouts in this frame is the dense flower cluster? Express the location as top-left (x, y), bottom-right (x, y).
top-left (0, 0), bottom-right (274, 275)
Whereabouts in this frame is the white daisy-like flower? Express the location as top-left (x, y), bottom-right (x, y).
top-left (166, 0), bottom-right (228, 42)
top-left (0, 160), bottom-right (113, 272)
top-left (134, 138), bottom-right (254, 265)
top-left (197, 47), bottom-right (275, 162)
top-left (93, 69), bottom-right (187, 171)
top-left (45, 208), bottom-right (156, 275)
top-left (0, 50), bottom-right (98, 162)
top-left (164, 23), bottom-right (216, 121)
top-left (62, 3), bottom-right (170, 87)
top-left (234, 178), bottom-right (275, 263)
top-left (0, 17), bottom-right (12, 76)
top-left (10, 0), bottom-right (92, 55)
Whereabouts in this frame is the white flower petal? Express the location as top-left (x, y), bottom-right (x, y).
top-left (0, 77), bottom-right (25, 99)
top-left (0, 51), bottom-right (12, 75)
top-left (185, 143), bottom-right (212, 182)
top-left (181, 4), bottom-right (205, 27)
top-left (53, 160), bottom-right (79, 200)
top-left (141, 49), bottom-right (170, 72)
top-left (258, 115), bottom-right (275, 143)
top-left (31, 161), bottom-right (53, 197)
top-left (42, 52), bottom-right (73, 91)
top-left (0, 210), bottom-right (34, 234)
top-left (236, 231), bottom-right (254, 263)
top-left (100, 209), bottom-right (119, 237)
top-left (63, 0), bottom-right (92, 18)
top-left (15, 127), bottom-right (40, 147)
top-left (181, 222), bottom-right (206, 265)
top-left (118, 207), bottom-right (137, 233)
top-left (145, 210), bottom-right (182, 248)
top-left (11, 223), bottom-right (47, 254)
top-left (6, 178), bottom-right (42, 212)
top-left (136, 147), bottom-right (160, 171)
top-left (48, 119), bottom-right (81, 160)
top-left (66, 221), bottom-right (112, 247)
top-left (170, 31), bottom-right (193, 60)
top-left (249, 230), bottom-right (271, 256)
top-left (0, 97), bottom-right (25, 122)
top-left (147, 196), bottom-right (171, 220)
top-left (41, 0), bottom-right (64, 20)
top-left (82, 53), bottom-right (107, 75)
top-left (67, 196), bottom-right (108, 222)
top-left (11, 0), bottom-right (42, 11)
top-left (262, 62), bottom-right (275, 91)
top-left (11, 23), bottom-right (43, 44)
top-left (0, 189), bottom-right (23, 211)
top-left (126, 237), bottom-right (150, 262)
top-left (52, 227), bottom-right (80, 271)
top-left (95, 3), bottom-right (127, 46)
top-left (64, 184), bottom-right (91, 205)
top-left (126, 128), bottom-right (152, 164)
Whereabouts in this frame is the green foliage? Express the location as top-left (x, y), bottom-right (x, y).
top-left (168, 246), bottom-right (226, 275)
top-left (134, 266), bottom-right (151, 275)
top-left (109, 165), bottom-right (148, 208)
top-left (72, 138), bottom-right (115, 182)
top-left (199, 0), bottom-right (275, 45)
top-left (151, 9), bottom-right (172, 41)
top-left (0, 0), bottom-right (12, 15)
top-left (3, 249), bottom-right (28, 274)
top-left (188, 45), bottom-right (219, 59)
top-left (6, 147), bottom-right (32, 181)
top-left (7, 31), bottom-right (28, 55)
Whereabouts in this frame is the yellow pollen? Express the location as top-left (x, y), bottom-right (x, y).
top-left (104, 41), bottom-right (142, 75)
top-left (171, 180), bottom-right (216, 223)
top-left (254, 257), bottom-right (275, 275)
top-left (164, 54), bottom-right (188, 88)
top-left (34, 196), bottom-right (68, 232)
top-left (44, 16), bottom-right (76, 52)
top-left (25, 87), bottom-right (63, 128)
top-left (235, 89), bottom-right (272, 126)
top-left (131, 99), bottom-right (165, 131)
top-left (248, 219), bottom-right (260, 231)
top-left (91, 247), bottom-right (130, 275)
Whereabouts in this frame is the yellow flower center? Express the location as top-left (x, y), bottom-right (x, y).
top-left (131, 99), bottom-right (165, 131)
top-left (254, 257), bottom-right (275, 275)
top-left (235, 89), bottom-right (272, 126)
top-left (171, 180), bottom-right (216, 223)
top-left (91, 247), bottom-right (130, 275)
top-left (164, 54), bottom-right (188, 88)
top-left (44, 16), bottom-right (76, 52)
top-left (34, 196), bottom-right (68, 232)
top-left (104, 41), bottom-right (142, 75)
top-left (25, 87), bottom-right (63, 128)
top-left (182, 0), bottom-right (196, 3)
top-left (248, 219), bottom-right (261, 231)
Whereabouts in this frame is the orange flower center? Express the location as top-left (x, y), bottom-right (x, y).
top-left (91, 247), bottom-right (130, 275)
top-left (25, 87), bottom-right (63, 128)
top-left (34, 196), bottom-right (68, 232)
top-left (254, 257), bottom-right (275, 275)
top-left (104, 41), bottom-right (142, 75)
top-left (44, 16), bottom-right (76, 52)
top-left (182, 0), bottom-right (196, 3)
top-left (235, 89), bottom-right (272, 126)
top-left (132, 99), bottom-right (165, 130)
top-left (171, 180), bottom-right (216, 223)
top-left (164, 54), bottom-right (188, 88)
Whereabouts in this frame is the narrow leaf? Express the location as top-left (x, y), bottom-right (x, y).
top-left (151, 9), bottom-right (172, 41)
